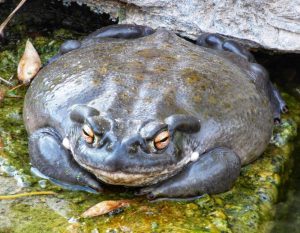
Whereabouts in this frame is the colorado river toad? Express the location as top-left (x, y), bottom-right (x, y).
top-left (23, 25), bottom-right (287, 198)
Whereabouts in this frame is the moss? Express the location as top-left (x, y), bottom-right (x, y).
top-left (8, 201), bottom-right (69, 233)
top-left (136, 48), bottom-right (163, 59)
top-left (271, 119), bottom-right (297, 147)
top-left (117, 7), bottom-right (127, 22)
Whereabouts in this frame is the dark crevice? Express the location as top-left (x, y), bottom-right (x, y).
top-left (0, 0), bottom-right (116, 46)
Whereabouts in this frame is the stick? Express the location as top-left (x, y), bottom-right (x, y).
top-left (0, 191), bottom-right (56, 200)
top-left (8, 75), bottom-right (14, 81)
top-left (0, 76), bottom-right (13, 86)
top-left (9, 83), bottom-right (24, 91)
top-left (0, 0), bottom-right (28, 38)
top-left (5, 95), bottom-right (23, 99)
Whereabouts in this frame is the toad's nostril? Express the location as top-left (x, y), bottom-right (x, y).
top-left (123, 135), bottom-right (145, 154)
top-left (106, 142), bottom-right (114, 152)
top-left (127, 144), bottom-right (138, 154)
top-left (100, 132), bottom-right (117, 150)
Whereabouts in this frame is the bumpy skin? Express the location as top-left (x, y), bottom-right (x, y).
top-left (24, 26), bottom-right (277, 198)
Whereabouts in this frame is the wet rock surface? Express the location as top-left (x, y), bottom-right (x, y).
top-left (63, 0), bottom-right (300, 53)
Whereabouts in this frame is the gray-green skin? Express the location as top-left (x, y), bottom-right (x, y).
top-left (23, 25), bottom-right (284, 199)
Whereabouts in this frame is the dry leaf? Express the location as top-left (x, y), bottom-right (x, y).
top-left (0, 137), bottom-right (4, 150)
top-left (0, 88), bottom-right (4, 102)
top-left (17, 39), bottom-right (41, 84)
top-left (81, 200), bottom-right (130, 218)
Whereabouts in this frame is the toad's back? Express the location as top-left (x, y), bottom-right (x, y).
top-left (24, 29), bottom-right (273, 165)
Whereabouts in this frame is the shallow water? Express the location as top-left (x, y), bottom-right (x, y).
top-left (0, 1), bottom-right (300, 232)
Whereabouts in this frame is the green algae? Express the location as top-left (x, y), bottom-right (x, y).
top-left (0, 17), bottom-right (300, 233)
top-left (8, 201), bottom-right (69, 233)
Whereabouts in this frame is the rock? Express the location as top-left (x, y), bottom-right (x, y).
top-left (62, 0), bottom-right (300, 53)
top-left (0, 174), bottom-right (23, 194)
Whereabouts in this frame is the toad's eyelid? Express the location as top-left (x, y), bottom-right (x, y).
top-left (85, 117), bottom-right (107, 136)
top-left (143, 124), bottom-right (169, 140)
top-left (86, 123), bottom-right (102, 136)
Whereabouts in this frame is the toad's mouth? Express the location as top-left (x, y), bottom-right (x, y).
top-left (73, 151), bottom-right (199, 186)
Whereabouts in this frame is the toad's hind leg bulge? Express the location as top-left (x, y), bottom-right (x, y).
top-left (46, 24), bottom-right (155, 65)
top-left (196, 33), bottom-right (287, 122)
top-left (45, 40), bottom-right (82, 65)
top-left (196, 33), bottom-right (255, 62)
top-left (85, 24), bottom-right (155, 40)
top-left (29, 127), bottom-right (102, 192)
top-left (137, 147), bottom-right (241, 199)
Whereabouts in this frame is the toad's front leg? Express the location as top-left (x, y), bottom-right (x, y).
top-left (138, 147), bottom-right (241, 199)
top-left (29, 127), bottom-right (102, 192)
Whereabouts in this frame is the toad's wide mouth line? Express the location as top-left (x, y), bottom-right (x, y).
top-left (93, 168), bottom-right (171, 186)
top-left (72, 151), bottom-right (199, 186)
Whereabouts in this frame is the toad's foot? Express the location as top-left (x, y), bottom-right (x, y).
top-left (270, 83), bottom-right (288, 124)
top-left (85, 24), bottom-right (155, 40)
top-left (45, 40), bottom-right (81, 65)
top-left (196, 33), bottom-right (255, 62)
top-left (137, 147), bottom-right (241, 199)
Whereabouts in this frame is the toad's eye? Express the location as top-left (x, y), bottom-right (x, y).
top-left (154, 130), bottom-right (170, 150)
top-left (82, 124), bottom-right (94, 144)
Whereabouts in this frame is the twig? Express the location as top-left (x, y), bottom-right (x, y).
top-left (8, 74), bottom-right (14, 81)
top-left (0, 191), bottom-right (56, 200)
top-left (0, 76), bottom-right (13, 86)
top-left (5, 95), bottom-right (23, 99)
top-left (0, 0), bottom-right (28, 38)
top-left (9, 83), bottom-right (24, 91)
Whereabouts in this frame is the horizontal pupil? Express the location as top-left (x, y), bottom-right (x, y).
top-left (157, 136), bottom-right (169, 143)
top-left (82, 129), bottom-right (91, 137)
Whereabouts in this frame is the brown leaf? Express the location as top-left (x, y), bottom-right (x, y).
top-left (17, 39), bottom-right (41, 84)
top-left (81, 200), bottom-right (130, 218)
top-left (0, 137), bottom-right (3, 150)
top-left (0, 88), bottom-right (4, 102)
